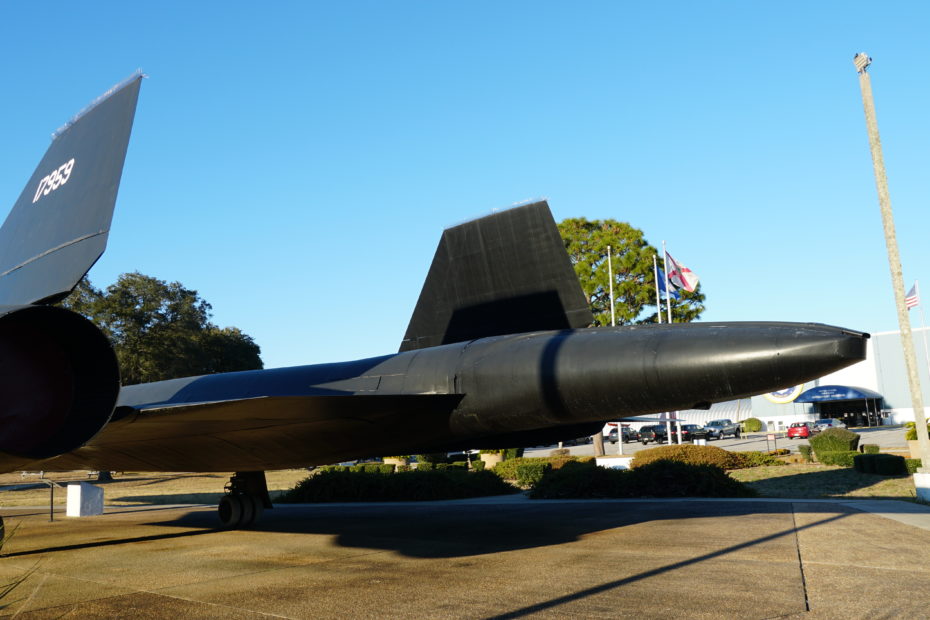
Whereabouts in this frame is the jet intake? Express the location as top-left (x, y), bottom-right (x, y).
top-left (0, 305), bottom-right (119, 459)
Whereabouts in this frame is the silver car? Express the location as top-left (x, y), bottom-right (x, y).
top-left (813, 418), bottom-right (847, 432)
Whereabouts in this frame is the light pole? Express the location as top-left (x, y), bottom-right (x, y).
top-left (854, 53), bottom-right (930, 489)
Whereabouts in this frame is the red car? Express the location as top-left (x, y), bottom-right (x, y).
top-left (786, 422), bottom-right (815, 439)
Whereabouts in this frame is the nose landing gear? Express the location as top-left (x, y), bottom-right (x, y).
top-left (218, 471), bottom-right (272, 529)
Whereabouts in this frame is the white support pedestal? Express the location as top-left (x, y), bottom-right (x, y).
top-left (66, 482), bottom-right (104, 517)
top-left (596, 456), bottom-right (634, 470)
top-left (915, 473), bottom-right (930, 503)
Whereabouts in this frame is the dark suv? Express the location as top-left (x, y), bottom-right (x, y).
top-left (647, 423), bottom-right (709, 444)
top-left (638, 425), bottom-right (662, 444)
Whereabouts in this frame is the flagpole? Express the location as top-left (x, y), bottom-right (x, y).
top-left (607, 245), bottom-right (616, 327)
top-left (653, 255), bottom-right (663, 324)
top-left (855, 53), bottom-right (930, 478)
top-left (662, 240), bottom-right (672, 323)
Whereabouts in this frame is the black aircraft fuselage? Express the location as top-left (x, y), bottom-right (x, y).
top-left (13, 320), bottom-right (867, 474)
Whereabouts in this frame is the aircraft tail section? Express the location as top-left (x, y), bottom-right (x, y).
top-left (400, 200), bottom-right (592, 352)
top-left (0, 73), bottom-right (143, 306)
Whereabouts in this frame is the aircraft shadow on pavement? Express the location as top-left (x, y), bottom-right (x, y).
top-left (90, 501), bottom-right (863, 557)
top-left (2, 501), bottom-right (858, 617)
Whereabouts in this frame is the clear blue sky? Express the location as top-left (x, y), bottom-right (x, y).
top-left (2, 2), bottom-right (928, 369)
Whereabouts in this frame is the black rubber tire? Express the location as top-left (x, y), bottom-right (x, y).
top-left (218, 494), bottom-right (243, 529)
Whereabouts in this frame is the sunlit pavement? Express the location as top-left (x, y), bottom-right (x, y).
top-left (2, 496), bottom-right (930, 618)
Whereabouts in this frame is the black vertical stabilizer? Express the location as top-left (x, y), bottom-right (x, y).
top-left (0, 74), bottom-right (142, 306)
top-left (399, 201), bottom-right (593, 352)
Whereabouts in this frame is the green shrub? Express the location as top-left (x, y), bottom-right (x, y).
top-left (492, 456), bottom-right (593, 480)
top-left (853, 453), bottom-right (877, 474)
top-left (742, 417), bottom-right (763, 432)
top-left (470, 460), bottom-right (485, 472)
top-left (798, 444), bottom-right (813, 462)
top-left (503, 448), bottom-right (524, 460)
top-left (737, 451), bottom-right (788, 467)
top-left (529, 460), bottom-right (755, 499)
top-left (904, 422), bottom-right (930, 441)
top-left (906, 459), bottom-right (922, 474)
top-left (396, 465), bottom-right (411, 472)
top-left (817, 451), bottom-right (858, 467)
top-left (417, 462), bottom-right (433, 471)
top-left (279, 469), bottom-right (519, 502)
top-left (809, 428), bottom-right (860, 458)
top-left (493, 457), bottom-right (547, 481)
top-left (861, 444), bottom-right (880, 454)
top-left (874, 454), bottom-right (907, 475)
top-left (450, 461), bottom-right (468, 469)
top-left (417, 453), bottom-right (448, 464)
top-left (633, 444), bottom-right (746, 470)
top-left (515, 461), bottom-right (552, 487)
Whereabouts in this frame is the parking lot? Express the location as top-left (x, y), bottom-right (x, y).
top-left (525, 426), bottom-right (909, 459)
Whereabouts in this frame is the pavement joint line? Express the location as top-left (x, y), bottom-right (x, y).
top-left (789, 505), bottom-right (811, 612)
top-left (484, 513), bottom-right (846, 620)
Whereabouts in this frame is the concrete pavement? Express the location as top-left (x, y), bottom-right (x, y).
top-left (2, 496), bottom-right (930, 618)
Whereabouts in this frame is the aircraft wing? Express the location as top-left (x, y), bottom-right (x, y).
top-left (16, 394), bottom-right (465, 473)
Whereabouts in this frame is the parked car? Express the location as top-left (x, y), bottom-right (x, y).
top-left (786, 422), bottom-right (815, 439)
top-left (607, 427), bottom-right (640, 443)
top-left (653, 424), bottom-right (710, 444)
top-left (705, 419), bottom-right (741, 439)
top-left (813, 418), bottom-right (847, 432)
top-left (638, 425), bottom-right (662, 444)
top-left (679, 424), bottom-right (710, 442)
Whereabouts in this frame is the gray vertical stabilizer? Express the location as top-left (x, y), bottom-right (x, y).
top-left (0, 74), bottom-right (142, 305)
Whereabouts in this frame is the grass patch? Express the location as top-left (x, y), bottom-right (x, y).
top-left (729, 463), bottom-right (918, 500)
top-left (0, 471), bottom-right (310, 506)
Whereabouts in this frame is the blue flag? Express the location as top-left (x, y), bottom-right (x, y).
top-left (657, 269), bottom-right (681, 300)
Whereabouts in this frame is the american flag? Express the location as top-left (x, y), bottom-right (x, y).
top-left (905, 283), bottom-right (920, 309)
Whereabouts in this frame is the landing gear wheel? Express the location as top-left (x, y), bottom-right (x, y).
top-left (218, 494), bottom-right (243, 528)
top-left (217, 471), bottom-right (272, 529)
top-left (248, 494), bottom-right (264, 524)
top-left (238, 493), bottom-right (255, 526)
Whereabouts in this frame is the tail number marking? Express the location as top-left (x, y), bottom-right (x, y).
top-left (32, 158), bottom-right (75, 204)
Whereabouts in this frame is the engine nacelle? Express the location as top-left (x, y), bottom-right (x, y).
top-left (0, 305), bottom-right (119, 460)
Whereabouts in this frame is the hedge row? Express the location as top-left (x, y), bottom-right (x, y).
top-left (853, 453), bottom-right (907, 475)
top-left (492, 456), bottom-right (594, 483)
top-left (632, 444), bottom-right (786, 470)
top-left (529, 460), bottom-right (756, 499)
top-left (817, 451), bottom-right (859, 467)
top-left (809, 428), bottom-right (860, 459)
top-left (279, 469), bottom-right (519, 503)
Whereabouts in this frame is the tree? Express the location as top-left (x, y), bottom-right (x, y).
top-left (61, 272), bottom-right (263, 385)
top-left (558, 218), bottom-right (705, 325)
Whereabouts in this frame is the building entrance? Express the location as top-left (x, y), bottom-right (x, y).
top-left (817, 398), bottom-right (883, 427)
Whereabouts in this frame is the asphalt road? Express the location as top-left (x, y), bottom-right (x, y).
top-left (525, 426), bottom-right (909, 459)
